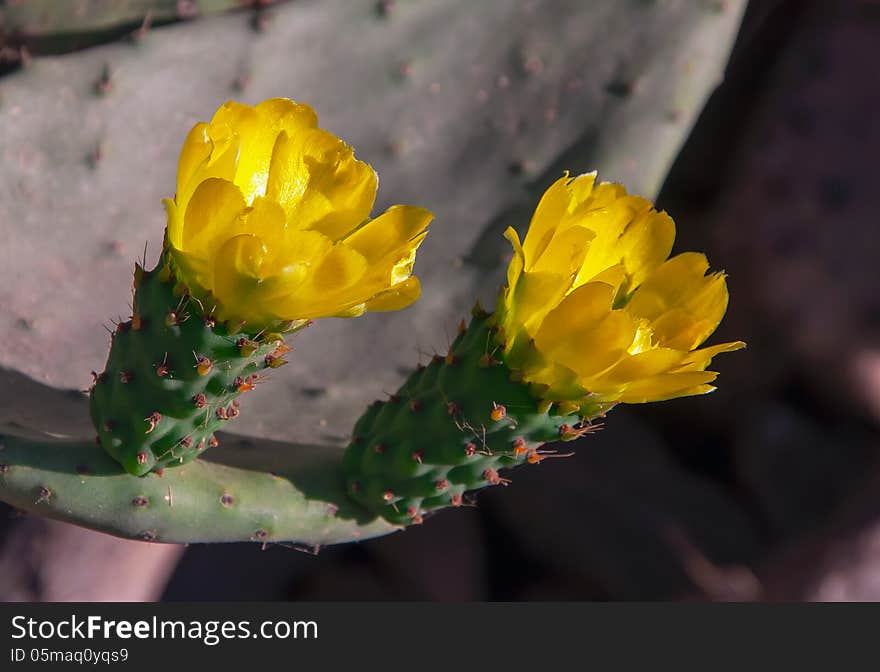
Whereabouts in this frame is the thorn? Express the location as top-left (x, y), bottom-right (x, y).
top-left (527, 448), bottom-right (576, 464)
top-left (192, 392), bottom-right (208, 408)
top-left (209, 435), bottom-right (219, 448)
top-left (144, 412), bottom-right (161, 434)
top-left (412, 450), bottom-right (424, 463)
top-left (119, 370), bottom-right (134, 384)
top-left (464, 442), bottom-right (477, 456)
top-left (236, 337), bottom-right (258, 357)
top-left (489, 402), bottom-right (506, 422)
top-left (450, 493), bottom-right (463, 507)
top-left (558, 422), bottom-right (603, 441)
top-left (457, 318), bottom-right (467, 335)
top-left (512, 437), bottom-right (527, 456)
top-left (216, 407), bottom-right (229, 420)
top-left (137, 451), bottom-right (149, 465)
top-left (382, 490), bottom-right (395, 502)
top-left (166, 310), bottom-right (189, 327)
top-left (435, 479), bottom-right (449, 491)
top-left (373, 443), bottom-right (386, 454)
top-left (408, 399), bottom-right (422, 412)
top-left (194, 354), bottom-right (212, 376)
top-left (447, 401), bottom-right (460, 415)
top-left (179, 436), bottom-right (193, 448)
top-left (264, 353), bottom-right (288, 368)
top-left (156, 353), bottom-right (170, 377)
top-left (483, 468), bottom-right (511, 486)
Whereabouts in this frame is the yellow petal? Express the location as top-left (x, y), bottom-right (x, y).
top-left (265, 128), bottom-right (377, 239)
top-left (211, 234), bottom-right (269, 318)
top-left (253, 229), bottom-right (335, 301)
top-left (239, 198), bottom-right (289, 275)
top-left (575, 202), bottom-right (675, 291)
top-left (254, 98), bottom-right (318, 131)
top-left (675, 340), bottom-right (746, 371)
top-left (268, 244), bottom-right (369, 319)
top-left (591, 348), bottom-right (689, 389)
top-left (504, 270), bottom-right (573, 338)
top-left (627, 252), bottom-right (730, 349)
top-left (529, 224), bottom-right (594, 276)
top-left (616, 371), bottom-right (719, 403)
top-left (176, 122), bottom-right (211, 201)
top-left (364, 276), bottom-right (422, 312)
top-left (310, 243), bottom-right (368, 294)
top-left (503, 226), bottom-right (526, 295)
top-left (535, 282), bottom-right (638, 379)
top-left (343, 205), bottom-right (433, 263)
top-left (522, 174), bottom-right (588, 265)
top-left (176, 123), bottom-right (241, 213)
top-left (209, 101), bottom-right (272, 203)
top-left (181, 178), bottom-right (247, 257)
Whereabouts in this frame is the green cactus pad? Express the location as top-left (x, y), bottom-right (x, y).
top-left (343, 309), bottom-right (592, 525)
top-left (0, 431), bottom-right (395, 545)
top-left (89, 256), bottom-right (289, 476)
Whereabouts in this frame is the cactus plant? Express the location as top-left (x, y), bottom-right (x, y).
top-left (0, 0), bottom-right (747, 545)
top-left (0, 163), bottom-right (743, 542)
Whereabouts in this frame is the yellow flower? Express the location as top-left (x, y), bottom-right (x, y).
top-left (164, 98), bottom-right (433, 329)
top-left (497, 172), bottom-right (744, 414)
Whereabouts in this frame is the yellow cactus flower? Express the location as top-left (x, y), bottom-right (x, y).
top-left (163, 98), bottom-right (433, 330)
top-left (497, 172), bottom-right (744, 413)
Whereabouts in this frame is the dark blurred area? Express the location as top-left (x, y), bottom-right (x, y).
top-left (3, 0), bottom-right (880, 601)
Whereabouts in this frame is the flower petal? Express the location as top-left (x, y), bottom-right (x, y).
top-left (181, 178), bottom-right (247, 258)
top-left (211, 234), bottom-right (269, 320)
top-left (343, 205), bottom-right (433, 263)
top-left (265, 128), bottom-right (377, 239)
top-left (535, 282), bottom-right (638, 379)
top-left (364, 276), bottom-right (422, 312)
top-left (626, 252), bottom-right (730, 350)
top-left (616, 371), bottom-right (720, 403)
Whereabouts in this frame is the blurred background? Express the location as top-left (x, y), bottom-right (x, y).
top-left (1, 0), bottom-right (879, 601)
